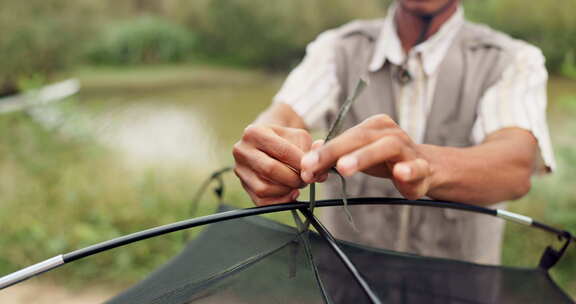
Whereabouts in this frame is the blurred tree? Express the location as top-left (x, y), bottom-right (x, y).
top-left (186, 0), bottom-right (386, 69)
top-left (464, 0), bottom-right (576, 74)
top-left (164, 0), bottom-right (574, 73)
top-left (0, 0), bottom-right (99, 96)
top-left (86, 17), bottom-right (196, 66)
top-left (134, 0), bottom-right (165, 15)
top-left (2, 0), bottom-right (572, 80)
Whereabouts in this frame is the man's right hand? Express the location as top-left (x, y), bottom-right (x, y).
top-left (233, 124), bottom-right (312, 206)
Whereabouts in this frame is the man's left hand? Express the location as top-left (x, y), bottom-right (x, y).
top-left (300, 114), bottom-right (432, 200)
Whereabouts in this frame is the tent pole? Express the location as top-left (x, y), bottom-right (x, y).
top-left (299, 208), bottom-right (383, 304)
top-left (1, 198), bottom-right (572, 290)
top-left (0, 255), bottom-right (64, 290)
top-left (291, 210), bottom-right (333, 304)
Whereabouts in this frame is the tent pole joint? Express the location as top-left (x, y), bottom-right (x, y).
top-left (0, 255), bottom-right (64, 290)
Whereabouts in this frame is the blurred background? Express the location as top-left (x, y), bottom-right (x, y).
top-left (0, 0), bottom-right (574, 302)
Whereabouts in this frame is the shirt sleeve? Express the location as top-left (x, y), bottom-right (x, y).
top-left (273, 29), bottom-right (341, 131)
top-left (471, 43), bottom-right (556, 173)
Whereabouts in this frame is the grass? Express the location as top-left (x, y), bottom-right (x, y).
top-left (502, 91), bottom-right (576, 297)
top-left (0, 65), bottom-right (291, 290)
top-left (0, 109), bottom-right (199, 286)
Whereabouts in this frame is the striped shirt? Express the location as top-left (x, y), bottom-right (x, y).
top-left (274, 5), bottom-right (555, 172)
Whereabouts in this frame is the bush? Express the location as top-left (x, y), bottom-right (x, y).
top-left (502, 96), bottom-right (576, 296)
top-left (464, 0), bottom-right (576, 74)
top-left (86, 16), bottom-right (197, 65)
top-left (561, 51), bottom-right (576, 80)
top-left (198, 0), bottom-right (303, 69)
top-left (503, 142), bottom-right (576, 296)
top-left (183, 0), bottom-right (387, 69)
top-left (0, 0), bottom-right (98, 96)
top-left (175, 0), bottom-right (575, 73)
top-left (0, 106), bottom-right (205, 285)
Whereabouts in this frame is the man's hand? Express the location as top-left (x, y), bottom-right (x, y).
top-left (233, 124), bottom-right (312, 206)
top-left (233, 104), bottom-right (537, 206)
top-left (300, 114), bottom-right (432, 200)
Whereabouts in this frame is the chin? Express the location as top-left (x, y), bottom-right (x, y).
top-left (400, 0), bottom-right (450, 15)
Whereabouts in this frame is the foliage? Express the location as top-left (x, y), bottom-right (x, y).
top-left (86, 16), bottom-right (196, 65)
top-left (176, 0), bottom-right (387, 69)
top-left (561, 51), bottom-right (576, 80)
top-left (464, 0), bottom-right (576, 74)
top-left (0, 65), bottom-right (282, 287)
top-left (171, 0), bottom-right (575, 72)
top-left (0, 103), bottom-right (213, 285)
top-left (196, 0), bottom-right (303, 69)
top-left (170, 0), bottom-right (576, 72)
top-left (2, 0), bottom-right (576, 75)
top-left (502, 96), bottom-right (576, 297)
top-left (0, 0), bottom-right (98, 96)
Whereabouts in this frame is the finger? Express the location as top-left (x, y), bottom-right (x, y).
top-left (247, 188), bottom-right (300, 206)
top-left (316, 172), bottom-right (329, 183)
top-left (393, 158), bottom-right (430, 183)
top-left (396, 181), bottom-right (428, 200)
top-left (234, 166), bottom-right (293, 198)
top-left (301, 130), bottom-right (375, 182)
top-left (300, 139), bottom-right (326, 182)
top-left (244, 125), bottom-right (305, 170)
top-left (393, 159), bottom-right (431, 200)
top-left (302, 114), bottom-right (401, 173)
top-left (335, 136), bottom-right (413, 177)
top-left (394, 177), bottom-right (430, 200)
top-left (233, 144), bottom-right (304, 188)
top-left (244, 183), bottom-right (296, 206)
top-left (270, 126), bottom-right (312, 152)
top-left (302, 169), bottom-right (330, 184)
top-left (311, 139), bottom-right (325, 150)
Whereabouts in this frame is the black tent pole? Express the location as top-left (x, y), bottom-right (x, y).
top-left (291, 210), bottom-right (333, 304)
top-left (1, 197), bottom-right (573, 290)
top-left (299, 208), bottom-right (383, 304)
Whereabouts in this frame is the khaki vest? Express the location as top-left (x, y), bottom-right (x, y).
top-left (320, 20), bottom-right (516, 265)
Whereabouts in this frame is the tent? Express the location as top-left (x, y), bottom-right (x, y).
top-left (107, 200), bottom-right (575, 304)
top-left (0, 193), bottom-right (574, 303)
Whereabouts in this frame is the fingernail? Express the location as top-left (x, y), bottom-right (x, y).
top-left (317, 172), bottom-right (329, 182)
top-left (291, 191), bottom-right (300, 201)
top-left (302, 152), bottom-right (319, 169)
top-left (312, 139), bottom-right (325, 149)
top-left (396, 164), bottom-right (412, 181)
top-left (301, 171), bottom-right (313, 183)
top-left (338, 156), bottom-right (358, 175)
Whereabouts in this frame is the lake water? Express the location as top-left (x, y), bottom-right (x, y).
top-left (76, 65), bottom-right (576, 171)
top-left (77, 65), bottom-right (285, 171)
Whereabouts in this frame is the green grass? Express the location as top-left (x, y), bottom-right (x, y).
top-left (0, 105), bottom-right (243, 287)
top-left (502, 144), bottom-right (576, 297)
top-left (502, 92), bottom-right (576, 297)
top-left (0, 65), bottom-right (291, 289)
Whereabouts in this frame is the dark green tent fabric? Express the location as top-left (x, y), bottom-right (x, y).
top-left (107, 205), bottom-right (573, 304)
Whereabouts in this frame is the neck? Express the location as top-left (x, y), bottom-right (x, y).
top-left (395, 1), bottom-right (459, 53)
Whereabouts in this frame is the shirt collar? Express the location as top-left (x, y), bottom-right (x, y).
top-left (369, 3), bottom-right (465, 76)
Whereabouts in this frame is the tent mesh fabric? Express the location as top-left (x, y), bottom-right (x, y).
top-left (108, 205), bottom-right (573, 304)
